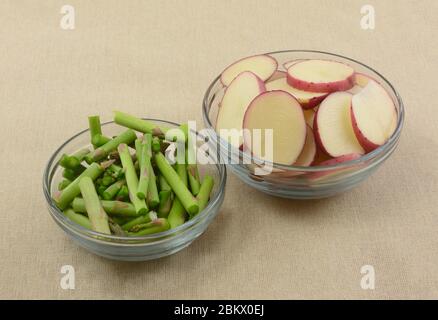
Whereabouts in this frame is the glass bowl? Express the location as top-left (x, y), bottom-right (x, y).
top-left (202, 50), bottom-right (404, 199)
top-left (43, 119), bottom-right (227, 261)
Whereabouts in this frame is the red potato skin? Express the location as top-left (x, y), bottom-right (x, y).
top-left (350, 106), bottom-right (381, 153)
top-left (220, 54), bottom-right (278, 86)
top-left (301, 93), bottom-right (328, 110)
top-left (287, 72), bottom-right (355, 93)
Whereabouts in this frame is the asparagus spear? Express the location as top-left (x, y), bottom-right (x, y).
top-left (102, 179), bottom-right (126, 200)
top-left (114, 110), bottom-right (168, 136)
top-left (54, 162), bottom-right (104, 210)
top-left (137, 135), bottom-right (151, 200)
top-left (187, 164), bottom-right (201, 196)
top-left (152, 137), bottom-right (161, 152)
top-left (118, 143), bottom-right (148, 214)
top-left (91, 134), bottom-right (111, 147)
top-left (108, 164), bottom-right (124, 178)
top-left (58, 179), bottom-right (71, 191)
top-left (159, 174), bottom-right (171, 191)
top-left (155, 153), bottom-right (198, 216)
top-left (102, 175), bottom-right (115, 187)
top-left (62, 164), bottom-right (86, 181)
top-left (78, 177), bottom-right (111, 234)
top-left (128, 218), bottom-right (170, 236)
top-left (59, 148), bottom-right (90, 169)
top-left (146, 163), bottom-right (159, 208)
top-left (157, 190), bottom-right (172, 218)
top-left (166, 152), bottom-right (189, 228)
top-left (168, 198), bottom-right (186, 228)
top-left (85, 129), bottom-right (137, 163)
top-left (121, 212), bottom-right (157, 231)
top-left (72, 197), bottom-right (138, 217)
top-left (195, 175), bottom-right (214, 215)
top-left (108, 217), bottom-right (126, 236)
top-left (63, 208), bottom-right (92, 229)
top-left (111, 216), bottom-right (131, 225)
top-left (115, 185), bottom-right (129, 202)
top-left (88, 115), bottom-right (103, 138)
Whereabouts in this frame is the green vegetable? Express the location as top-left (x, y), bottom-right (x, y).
top-left (195, 175), bottom-right (214, 216)
top-left (54, 162), bottom-right (104, 210)
top-left (102, 179), bottom-right (126, 200)
top-left (91, 134), bottom-right (111, 147)
top-left (121, 212), bottom-right (156, 231)
top-left (72, 197), bottom-right (138, 217)
top-left (118, 143), bottom-right (148, 214)
top-left (58, 179), bottom-right (71, 191)
top-left (59, 148), bottom-right (90, 169)
top-left (63, 208), bottom-right (92, 229)
top-left (62, 165), bottom-right (86, 181)
top-left (128, 218), bottom-right (170, 236)
top-left (157, 190), bottom-right (172, 218)
top-left (86, 129), bottom-right (137, 163)
top-left (78, 176), bottom-right (111, 234)
top-left (115, 185), bottom-right (129, 202)
top-left (155, 152), bottom-right (198, 216)
top-left (114, 110), bottom-right (168, 136)
top-left (137, 134), bottom-right (152, 200)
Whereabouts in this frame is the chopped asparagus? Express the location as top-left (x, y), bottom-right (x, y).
top-left (195, 175), bottom-right (214, 216)
top-left (72, 197), bottom-right (139, 217)
top-left (91, 134), bottom-right (111, 147)
top-left (155, 152), bottom-right (198, 216)
top-left (58, 179), bottom-right (71, 191)
top-left (102, 179), bottom-right (126, 200)
top-left (63, 208), bottom-right (92, 229)
top-left (114, 110), bottom-right (168, 136)
top-left (115, 185), bottom-right (129, 202)
top-left (86, 129), bottom-right (137, 163)
top-left (78, 177), bottom-right (111, 234)
top-left (137, 135), bottom-right (151, 200)
top-left (121, 212), bottom-right (156, 231)
top-left (157, 190), bottom-right (172, 218)
top-left (128, 218), bottom-right (170, 236)
top-left (54, 162), bottom-right (104, 210)
top-left (118, 143), bottom-right (148, 214)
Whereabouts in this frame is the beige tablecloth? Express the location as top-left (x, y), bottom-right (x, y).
top-left (1, 0), bottom-right (437, 299)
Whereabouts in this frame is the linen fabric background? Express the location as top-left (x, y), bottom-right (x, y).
top-left (0, 0), bottom-right (437, 299)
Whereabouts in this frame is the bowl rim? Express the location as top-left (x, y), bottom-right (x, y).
top-left (43, 118), bottom-right (227, 243)
top-left (202, 49), bottom-right (405, 172)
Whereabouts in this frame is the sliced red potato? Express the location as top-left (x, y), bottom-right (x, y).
top-left (314, 91), bottom-right (365, 157)
top-left (243, 90), bottom-right (306, 165)
top-left (266, 70), bottom-right (286, 83)
top-left (303, 109), bottom-right (316, 128)
top-left (283, 59), bottom-right (307, 70)
top-left (266, 77), bottom-right (328, 109)
top-left (309, 153), bottom-right (362, 180)
top-left (351, 80), bottom-right (397, 152)
top-left (220, 55), bottom-right (278, 86)
top-left (287, 59), bottom-right (355, 93)
top-left (216, 71), bottom-right (266, 148)
top-left (294, 125), bottom-right (317, 166)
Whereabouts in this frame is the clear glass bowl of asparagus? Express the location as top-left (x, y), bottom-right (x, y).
top-left (43, 111), bottom-right (226, 261)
